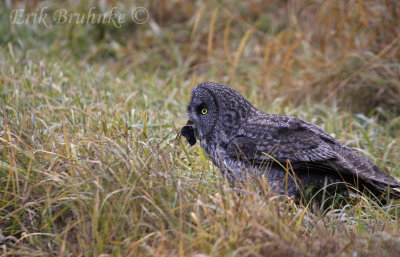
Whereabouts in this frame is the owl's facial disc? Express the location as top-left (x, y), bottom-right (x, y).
top-left (185, 87), bottom-right (218, 140)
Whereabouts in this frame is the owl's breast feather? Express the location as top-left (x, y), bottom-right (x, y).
top-left (200, 138), bottom-right (207, 148)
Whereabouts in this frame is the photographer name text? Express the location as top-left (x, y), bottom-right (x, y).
top-left (10, 6), bottom-right (149, 28)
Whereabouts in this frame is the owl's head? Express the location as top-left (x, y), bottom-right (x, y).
top-left (181, 82), bottom-right (254, 146)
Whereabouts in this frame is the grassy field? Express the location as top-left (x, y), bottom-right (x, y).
top-left (1, 0), bottom-right (400, 256)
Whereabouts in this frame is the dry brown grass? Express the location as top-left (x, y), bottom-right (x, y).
top-left (1, 0), bottom-right (400, 256)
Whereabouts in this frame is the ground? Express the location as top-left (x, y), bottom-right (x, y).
top-left (0, 1), bottom-right (400, 256)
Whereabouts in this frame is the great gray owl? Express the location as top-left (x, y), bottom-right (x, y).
top-left (180, 82), bottom-right (400, 200)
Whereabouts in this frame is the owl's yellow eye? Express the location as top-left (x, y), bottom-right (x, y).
top-left (201, 108), bottom-right (208, 115)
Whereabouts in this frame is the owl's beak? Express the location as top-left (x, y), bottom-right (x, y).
top-left (185, 117), bottom-right (195, 127)
top-left (180, 118), bottom-right (197, 146)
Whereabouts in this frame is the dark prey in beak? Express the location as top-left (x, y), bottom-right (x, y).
top-left (180, 120), bottom-right (197, 146)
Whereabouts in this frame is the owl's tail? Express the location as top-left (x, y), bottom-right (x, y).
top-left (338, 148), bottom-right (400, 200)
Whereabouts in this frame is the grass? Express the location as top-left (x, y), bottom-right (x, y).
top-left (1, 0), bottom-right (400, 256)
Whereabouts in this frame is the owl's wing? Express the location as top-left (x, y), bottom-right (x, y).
top-left (226, 123), bottom-right (338, 164)
top-left (226, 121), bottom-right (400, 195)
